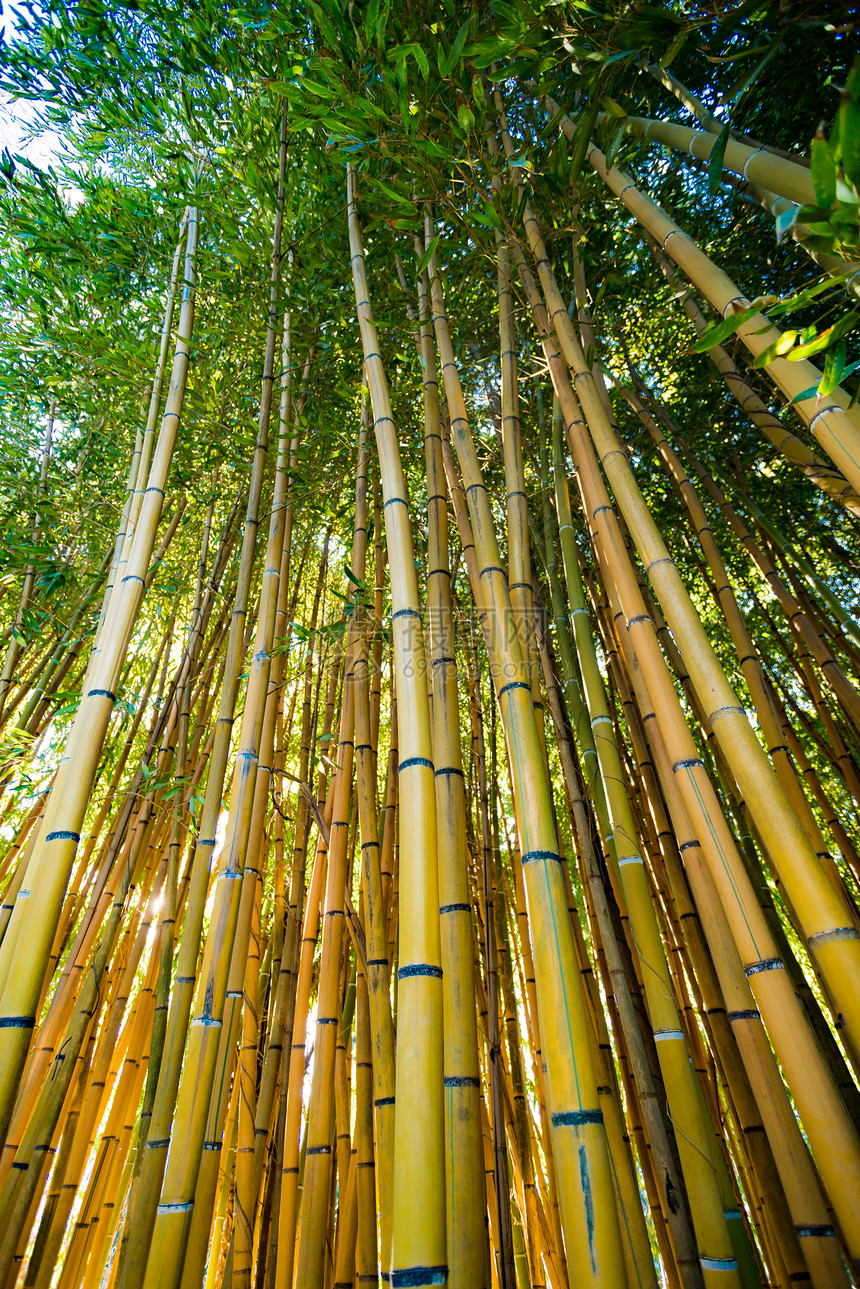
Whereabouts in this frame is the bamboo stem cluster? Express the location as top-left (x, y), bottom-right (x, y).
top-left (1, 71), bottom-right (860, 1289)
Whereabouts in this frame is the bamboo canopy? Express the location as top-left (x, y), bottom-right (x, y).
top-left (0, 3), bottom-right (860, 1289)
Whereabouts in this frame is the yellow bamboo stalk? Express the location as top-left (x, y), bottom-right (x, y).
top-left (137, 120), bottom-right (293, 1286)
top-left (632, 65), bottom-right (860, 296)
top-left (271, 618), bottom-right (343, 1289)
top-left (546, 399), bottom-right (742, 1283)
top-left (506, 214), bottom-right (860, 1274)
top-left (141, 411), bottom-right (291, 1282)
top-left (204, 1067), bottom-right (241, 1289)
top-left (347, 163), bottom-right (446, 1287)
top-left (536, 609), bottom-right (699, 1288)
top-left (425, 214), bottom-right (627, 1285)
top-left (27, 887), bottom-right (167, 1287)
top-left (117, 178), bottom-right (282, 1289)
top-left (92, 213), bottom-right (188, 657)
top-left (272, 820), bottom-right (328, 1289)
top-left (407, 225), bottom-right (489, 1289)
top-left (246, 558), bottom-right (326, 1270)
top-left (176, 960), bottom-right (244, 1289)
top-left (232, 272), bottom-right (297, 1289)
top-left (606, 598), bottom-right (854, 1289)
top-left (508, 147), bottom-right (860, 1075)
top-left (612, 375), bottom-right (857, 888)
top-left (53, 955), bottom-right (159, 1289)
top-left (552, 112), bottom-right (860, 489)
top-left (0, 208), bottom-right (199, 1148)
top-left (353, 597), bottom-right (396, 1264)
top-left (228, 866), bottom-right (263, 1287)
top-left (493, 854), bottom-right (549, 1289)
top-left (619, 114), bottom-right (814, 207)
top-left (485, 135), bottom-right (547, 757)
top-left (634, 57), bottom-right (805, 164)
top-left (6, 760), bottom-right (167, 1154)
top-left (643, 246), bottom-right (860, 517)
top-left (353, 966), bottom-right (377, 1286)
top-left (292, 425), bottom-right (368, 1288)
top-left (77, 1034), bottom-right (155, 1289)
top-left (467, 638), bottom-right (516, 1289)
top-left (0, 771), bottom-right (148, 1281)
top-left (683, 457), bottom-right (860, 737)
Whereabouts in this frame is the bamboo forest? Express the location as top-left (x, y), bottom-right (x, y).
top-left (3, 0), bottom-right (860, 1285)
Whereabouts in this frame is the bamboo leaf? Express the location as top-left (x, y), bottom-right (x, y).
top-left (786, 312), bottom-right (859, 362)
top-left (750, 329), bottom-right (798, 368)
top-left (457, 103), bottom-right (475, 131)
top-left (374, 179), bottom-right (413, 206)
top-left (413, 44), bottom-right (430, 80)
top-left (820, 340), bottom-right (846, 396)
top-left (442, 20), bottom-right (472, 78)
top-left (600, 96), bottom-right (627, 119)
top-left (569, 100), bottom-right (600, 184)
top-left (416, 233), bottom-right (440, 275)
top-left (791, 358), bottom-right (860, 402)
top-left (790, 382), bottom-right (821, 404)
top-left (659, 32), bottom-right (686, 68)
top-left (839, 95), bottom-right (860, 189)
top-left (811, 134), bottom-right (837, 210)
top-left (708, 122), bottom-right (731, 195)
top-left (689, 305), bottom-right (760, 352)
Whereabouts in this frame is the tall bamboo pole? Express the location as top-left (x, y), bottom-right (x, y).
top-left (347, 163), bottom-right (447, 1288)
top-left (291, 426), bottom-right (367, 1289)
top-left (506, 203), bottom-right (860, 1274)
top-left (643, 244), bottom-right (860, 518)
top-left (426, 213), bottom-right (628, 1287)
top-left (0, 208), bottom-right (199, 1148)
top-left (507, 135), bottom-right (860, 1080)
top-left (401, 228), bottom-right (489, 1289)
top-left (140, 139), bottom-right (295, 1289)
top-left (562, 119), bottom-right (860, 492)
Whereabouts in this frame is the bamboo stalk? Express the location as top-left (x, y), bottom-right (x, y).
top-left (550, 110), bottom-right (860, 490)
top-left (0, 208), bottom-right (199, 1149)
top-left (506, 201), bottom-right (860, 1273)
top-left (347, 163), bottom-right (447, 1288)
top-left (426, 210), bottom-right (628, 1285)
